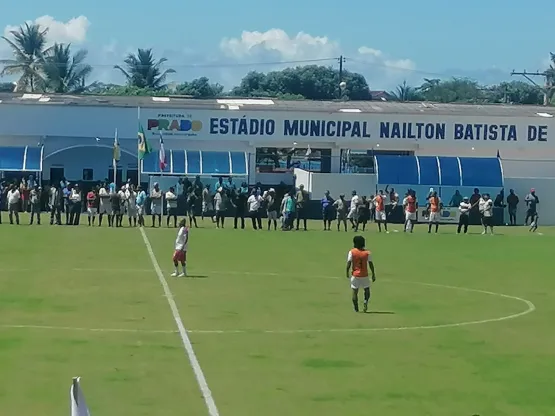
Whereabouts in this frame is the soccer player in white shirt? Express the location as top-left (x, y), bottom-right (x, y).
top-left (7, 184), bottom-right (21, 225)
top-left (457, 196), bottom-right (472, 234)
top-left (126, 186), bottom-right (138, 227)
top-left (171, 218), bottom-right (189, 277)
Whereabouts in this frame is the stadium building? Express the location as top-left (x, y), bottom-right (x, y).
top-left (1, 92), bottom-right (554, 223)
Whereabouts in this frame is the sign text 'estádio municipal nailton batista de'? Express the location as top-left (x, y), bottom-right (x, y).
top-left (146, 113), bottom-right (550, 143)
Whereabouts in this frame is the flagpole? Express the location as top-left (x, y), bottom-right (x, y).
top-left (113, 128), bottom-right (118, 188)
top-left (137, 106), bottom-right (141, 185)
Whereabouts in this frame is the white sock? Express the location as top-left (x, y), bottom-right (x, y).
top-left (182, 264), bottom-right (187, 275)
top-left (174, 266), bottom-right (179, 274)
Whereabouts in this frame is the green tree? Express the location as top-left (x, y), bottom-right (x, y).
top-left (486, 81), bottom-right (543, 105)
top-left (0, 23), bottom-right (51, 92)
top-left (417, 78), bottom-right (485, 103)
top-left (42, 43), bottom-right (93, 93)
top-left (390, 81), bottom-right (422, 102)
top-left (231, 65), bottom-right (371, 100)
top-left (175, 77), bottom-right (224, 98)
top-left (114, 48), bottom-right (175, 90)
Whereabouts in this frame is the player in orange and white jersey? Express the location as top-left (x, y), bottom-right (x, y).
top-left (402, 191), bottom-right (417, 233)
top-left (346, 236), bottom-right (376, 313)
top-left (372, 191), bottom-right (388, 233)
top-left (427, 191), bottom-right (442, 233)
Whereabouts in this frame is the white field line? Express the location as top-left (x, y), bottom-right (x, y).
top-left (0, 271), bottom-right (536, 335)
top-left (139, 227), bottom-right (219, 416)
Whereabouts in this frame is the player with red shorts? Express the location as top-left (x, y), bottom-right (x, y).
top-left (171, 218), bottom-right (188, 277)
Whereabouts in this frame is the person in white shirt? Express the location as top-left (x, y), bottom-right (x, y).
top-left (126, 186), bottom-right (137, 227)
top-left (280, 193), bottom-right (290, 230)
top-left (171, 218), bottom-right (189, 277)
top-left (347, 190), bottom-right (360, 229)
top-left (213, 187), bottom-right (226, 228)
top-left (117, 186), bottom-right (127, 227)
top-left (247, 189), bottom-right (263, 230)
top-left (457, 196), bottom-right (472, 234)
top-left (150, 183), bottom-right (162, 227)
top-left (165, 187), bottom-right (178, 228)
top-left (480, 193), bottom-right (494, 234)
top-left (7, 184), bottom-right (21, 225)
top-left (69, 185), bottom-right (82, 226)
top-left (98, 184), bottom-right (112, 227)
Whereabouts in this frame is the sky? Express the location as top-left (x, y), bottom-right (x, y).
top-left (0, 0), bottom-right (554, 91)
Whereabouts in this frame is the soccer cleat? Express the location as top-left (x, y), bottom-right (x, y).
top-left (178, 273), bottom-right (186, 277)
top-left (170, 272), bottom-right (178, 277)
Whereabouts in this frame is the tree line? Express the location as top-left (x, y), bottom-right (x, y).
top-left (1, 22), bottom-right (555, 105)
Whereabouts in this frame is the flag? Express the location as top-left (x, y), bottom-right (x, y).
top-left (159, 131), bottom-right (167, 171)
top-left (70, 377), bottom-right (91, 416)
top-left (496, 149), bottom-right (501, 159)
top-left (138, 123), bottom-right (152, 160)
top-left (113, 129), bottom-right (120, 163)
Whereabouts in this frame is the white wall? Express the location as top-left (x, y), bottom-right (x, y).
top-left (504, 177), bottom-right (555, 224)
top-left (502, 159), bottom-right (555, 179)
top-left (308, 171), bottom-right (378, 199)
top-left (42, 146), bottom-right (138, 182)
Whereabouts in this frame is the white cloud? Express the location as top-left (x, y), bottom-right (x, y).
top-left (219, 29), bottom-right (417, 89)
top-left (220, 29), bottom-right (340, 61)
top-left (3, 15), bottom-right (90, 45)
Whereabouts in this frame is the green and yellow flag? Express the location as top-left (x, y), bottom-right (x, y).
top-left (138, 123), bottom-right (152, 160)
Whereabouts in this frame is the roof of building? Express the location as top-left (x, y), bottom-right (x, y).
top-left (0, 92), bottom-right (554, 118)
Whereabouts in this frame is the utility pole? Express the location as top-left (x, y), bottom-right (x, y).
top-left (511, 70), bottom-right (553, 106)
top-left (337, 55), bottom-right (346, 99)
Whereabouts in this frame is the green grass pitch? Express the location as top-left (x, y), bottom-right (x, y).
top-left (0, 213), bottom-right (554, 415)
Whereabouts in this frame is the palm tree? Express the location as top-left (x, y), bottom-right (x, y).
top-left (42, 43), bottom-right (93, 93)
top-left (114, 48), bottom-right (175, 90)
top-left (0, 23), bottom-right (51, 92)
top-left (390, 81), bottom-right (420, 102)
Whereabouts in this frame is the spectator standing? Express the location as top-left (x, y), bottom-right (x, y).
top-left (481, 194), bottom-right (494, 235)
top-left (186, 187), bottom-right (199, 228)
top-left (347, 191), bottom-right (360, 229)
top-left (449, 190), bottom-right (463, 207)
top-left (126, 185), bottom-right (137, 227)
top-left (150, 183), bottom-right (163, 228)
top-left (333, 194), bottom-right (348, 232)
top-left (136, 185), bottom-right (147, 227)
top-left (247, 189), bottom-right (263, 230)
top-left (265, 188), bottom-right (279, 231)
top-left (86, 188), bottom-right (97, 226)
top-left (29, 186), bottom-right (41, 225)
top-left (69, 185), bottom-right (82, 225)
top-left (233, 184), bottom-right (248, 229)
top-left (457, 196), bottom-right (471, 234)
top-left (321, 191), bottom-right (334, 231)
top-left (201, 185), bottom-right (213, 222)
top-left (295, 184), bottom-right (309, 231)
top-left (49, 184), bottom-right (63, 225)
top-left (506, 189), bottom-right (519, 226)
top-left (63, 183), bottom-right (71, 225)
top-left (8, 184), bottom-right (21, 225)
top-left (98, 184), bottom-right (112, 227)
top-left (214, 187), bottom-right (226, 228)
top-left (284, 190), bottom-right (296, 230)
top-left (165, 187), bottom-right (178, 228)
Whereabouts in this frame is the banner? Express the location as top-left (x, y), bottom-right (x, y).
top-left (417, 207), bottom-right (460, 224)
top-left (70, 377), bottom-right (91, 416)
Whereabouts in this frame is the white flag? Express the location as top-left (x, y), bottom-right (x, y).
top-left (70, 377), bottom-right (91, 416)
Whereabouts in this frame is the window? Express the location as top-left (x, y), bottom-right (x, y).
top-left (82, 169), bottom-right (93, 181)
top-left (255, 147), bottom-right (331, 173)
top-left (341, 149), bottom-right (413, 173)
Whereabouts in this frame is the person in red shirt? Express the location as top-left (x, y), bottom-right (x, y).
top-left (346, 236), bottom-right (376, 313)
top-left (86, 188), bottom-right (98, 226)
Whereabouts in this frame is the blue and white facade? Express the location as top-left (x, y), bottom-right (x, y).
top-left (0, 94), bottom-right (554, 186)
